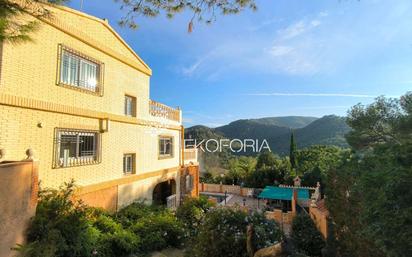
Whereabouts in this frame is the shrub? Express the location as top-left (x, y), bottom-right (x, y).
top-left (291, 214), bottom-right (325, 257)
top-left (96, 228), bottom-right (140, 257)
top-left (186, 207), bottom-right (281, 257)
top-left (94, 214), bottom-right (123, 234)
top-left (176, 196), bottom-right (214, 237)
top-left (186, 207), bottom-right (247, 257)
top-left (116, 201), bottom-right (167, 226)
top-left (129, 212), bottom-right (185, 252)
top-left (247, 212), bottom-right (283, 250)
top-left (16, 183), bottom-right (144, 257)
top-left (89, 212), bottom-right (141, 257)
top-left (116, 201), bottom-right (185, 253)
top-left (16, 182), bottom-right (99, 257)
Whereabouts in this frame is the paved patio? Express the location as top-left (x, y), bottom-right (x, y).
top-left (225, 195), bottom-right (264, 210)
top-left (224, 195), bottom-right (293, 235)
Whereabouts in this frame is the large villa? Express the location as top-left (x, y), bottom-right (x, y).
top-left (0, 3), bottom-right (199, 211)
top-left (1, 2), bottom-right (404, 257)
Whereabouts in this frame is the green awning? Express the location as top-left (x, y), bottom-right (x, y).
top-left (258, 186), bottom-right (310, 200)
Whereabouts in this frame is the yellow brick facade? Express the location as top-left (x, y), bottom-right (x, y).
top-left (0, 4), bottom-right (193, 208)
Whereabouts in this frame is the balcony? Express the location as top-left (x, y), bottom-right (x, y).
top-left (149, 100), bottom-right (181, 123)
top-left (184, 148), bottom-right (198, 165)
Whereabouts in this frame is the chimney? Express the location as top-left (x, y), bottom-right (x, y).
top-left (294, 176), bottom-right (301, 187)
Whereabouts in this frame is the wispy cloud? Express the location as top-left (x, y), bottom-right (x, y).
top-left (182, 60), bottom-right (203, 76)
top-left (179, 12), bottom-right (330, 77)
top-left (267, 46), bottom-right (294, 56)
top-left (179, 4), bottom-right (410, 79)
top-left (245, 93), bottom-right (379, 98)
top-left (318, 11), bottom-right (329, 17)
top-left (247, 18), bottom-right (282, 31)
top-left (277, 19), bottom-right (320, 40)
top-left (262, 14), bottom-right (328, 74)
top-left (181, 53), bottom-right (213, 76)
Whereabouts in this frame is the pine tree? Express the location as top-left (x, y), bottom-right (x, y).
top-left (1, 0), bottom-right (256, 43)
top-left (289, 130), bottom-right (297, 169)
top-left (117, 0), bottom-right (257, 32)
top-left (0, 0), bottom-right (69, 43)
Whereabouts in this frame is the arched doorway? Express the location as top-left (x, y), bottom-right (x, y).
top-left (152, 179), bottom-right (176, 205)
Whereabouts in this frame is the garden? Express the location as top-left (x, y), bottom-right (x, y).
top-left (15, 182), bottom-right (289, 257)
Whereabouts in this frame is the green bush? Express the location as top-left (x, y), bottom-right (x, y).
top-left (115, 201), bottom-right (165, 226)
top-left (129, 213), bottom-right (185, 252)
top-left (87, 212), bottom-right (140, 257)
top-left (93, 214), bottom-right (123, 234)
top-left (96, 228), bottom-right (140, 257)
top-left (117, 201), bottom-right (185, 253)
top-left (247, 212), bottom-right (282, 250)
top-left (16, 182), bottom-right (99, 257)
top-left (291, 214), bottom-right (325, 257)
top-left (15, 182), bottom-right (146, 257)
top-left (186, 207), bottom-right (281, 257)
top-left (17, 183), bottom-right (283, 257)
top-left (176, 196), bottom-right (214, 237)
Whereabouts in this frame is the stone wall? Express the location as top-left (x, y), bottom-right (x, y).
top-left (200, 183), bottom-right (254, 197)
top-left (309, 205), bottom-right (328, 238)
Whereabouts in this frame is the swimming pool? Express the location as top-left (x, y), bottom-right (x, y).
top-left (200, 192), bottom-right (233, 205)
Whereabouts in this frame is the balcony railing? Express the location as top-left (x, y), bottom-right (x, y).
top-left (184, 148), bottom-right (198, 165)
top-left (149, 100), bottom-right (181, 122)
top-left (166, 194), bottom-right (177, 209)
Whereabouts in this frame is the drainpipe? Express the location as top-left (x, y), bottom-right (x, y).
top-left (177, 124), bottom-right (186, 205)
top-left (180, 125), bottom-right (185, 168)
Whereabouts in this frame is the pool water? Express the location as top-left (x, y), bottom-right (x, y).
top-left (200, 192), bottom-right (231, 204)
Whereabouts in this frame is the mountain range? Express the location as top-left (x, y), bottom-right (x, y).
top-left (185, 115), bottom-right (351, 155)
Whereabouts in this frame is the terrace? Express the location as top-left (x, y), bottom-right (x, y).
top-left (149, 100), bottom-right (181, 123)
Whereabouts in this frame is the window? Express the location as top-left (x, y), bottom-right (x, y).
top-left (159, 136), bottom-right (173, 158)
top-left (54, 129), bottom-right (101, 168)
top-left (59, 45), bottom-right (103, 94)
top-left (124, 95), bottom-right (136, 117)
top-left (123, 154), bottom-right (135, 175)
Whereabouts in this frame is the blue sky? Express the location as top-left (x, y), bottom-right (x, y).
top-left (69, 0), bottom-right (412, 127)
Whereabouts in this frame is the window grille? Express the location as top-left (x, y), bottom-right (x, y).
top-left (54, 128), bottom-right (101, 168)
top-left (58, 45), bottom-right (104, 95)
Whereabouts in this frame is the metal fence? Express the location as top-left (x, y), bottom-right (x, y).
top-left (166, 194), bottom-right (177, 209)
